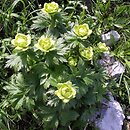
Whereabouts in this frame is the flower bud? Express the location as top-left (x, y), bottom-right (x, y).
top-left (97, 42), bottom-right (109, 52)
top-left (68, 57), bottom-right (78, 67)
top-left (80, 47), bottom-right (93, 60)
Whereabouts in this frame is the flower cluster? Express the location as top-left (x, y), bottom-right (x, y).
top-left (11, 33), bottom-right (31, 50)
top-left (35, 35), bottom-right (54, 52)
top-left (73, 23), bottom-right (92, 39)
top-left (42, 1), bottom-right (59, 14)
top-left (55, 81), bottom-right (76, 103)
top-left (68, 57), bottom-right (78, 67)
top-left (12, 34), bottom-right (55, 52)
top-left (80, 47), bottom-right (93, 60)
top-left (1, 0), bottom-right (127, 129)
top-left (11, 2), bottom-right (109, 104)
top-left (97, 42), bottom-right (109, 52)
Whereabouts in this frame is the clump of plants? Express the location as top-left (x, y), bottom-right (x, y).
top-left (0, 0), bottom-right (130, 130)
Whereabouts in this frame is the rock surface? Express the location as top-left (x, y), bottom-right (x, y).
top-left (101, 30), bottom-right (120, 45)
top-left (95, 92), bottom-right (125, 130)
top-left (94, 30), bottom-right (125, 130)
top-left (98, 53), bottom-right (125, 78)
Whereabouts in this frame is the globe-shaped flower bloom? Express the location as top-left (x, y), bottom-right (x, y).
top-left (42, 2), bottom-right (59, 14)
top-left (97, 42), bottom-right (109, 52)
top-left (68, 57), bottom-right (78, 67)
top-left (73, 24), bottom-right (92, 39)
top-left (55, 81), bottom-right (76, 103)
top-left (11, 33), bottom-right (31, 50)
top-left (35, 36), bottom-right (54, 52)
top-left (80, 47), bottom-right (93, 60)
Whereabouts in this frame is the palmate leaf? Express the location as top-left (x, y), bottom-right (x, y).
top-left (5, 53), bottom-right (27, 71)
top-left (84, 88), bottom-right (97, 105)
top-left (80, 107), bottom-right (97, 122)
top-left (32, 62), bottom-right (48, 78)
top-left (49, 64), bottom-right (71, 83)
top-left (73, 78), bottom-right (88, 98)
top-left (3, 74), bottom-right (25, 109)
top-left (31, 12), bottom-right (51, 31)
top-left (59, 110), bottom-right (79, 126)
top-left (35, 106), bottom-right (59, 129)
top-left (4, 83), bottom-right (22, 95)
top-left (3, 73), bottom-right (36, 110)
top-left (43, 113), bottom-right (59, 129)
top-left (11, 95), bottom-right (35, 110)
top-left (44, 39), bottom-right (69, 65)
top-left (45, 50), bottom-right (67, 67)
top-left (13, 95), bottom-right (25, 110)
top-left (3, 73), bottom-right (25, 94)
top-left (55, 38), bottom-right (69, 56)
top-left (5, 54), bottom-right (22, 70)
top-left (83, 76), bottom-right (93, 86)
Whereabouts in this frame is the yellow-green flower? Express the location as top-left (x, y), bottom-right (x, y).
top-left (42, 2), bottom-right (59, 14)
top-left (11, 33), bottom-right (31, 50)
top-left (55, 81), bottom-right (76, 103)
top-left (73, 24), bottom-right (92, 39)
top-left (80, 47), bottom-right (93, 60)
top-left (68, 57), bottom-right (78, 67)
top-left (97, 42), bottom-right (109, 52)
top-left (35, 36), bottom-right (54, 52)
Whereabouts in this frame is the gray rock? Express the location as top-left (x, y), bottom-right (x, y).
top-left (127, 116), bottom-right (130, 120)
top-left (101, 30), bottom-right (120, 45)
top-left (98, 53), bottom-right (125, 77)
top-left (110, 60), bottom-right (125, 77)
top-left (95, 92), bottom-right (125, 130)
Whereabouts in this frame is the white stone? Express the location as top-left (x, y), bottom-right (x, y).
top-left (95, 93), bottom-right (125, 130)
top-left (98, 53), bottom-right (125, 77)
top-left (110, 61), bottom-right (125, 77)
top-left (101, 30), bottom-right (120, 45)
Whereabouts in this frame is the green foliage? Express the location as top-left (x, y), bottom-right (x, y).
top-left (0, 0), bottom-right (130, 130)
